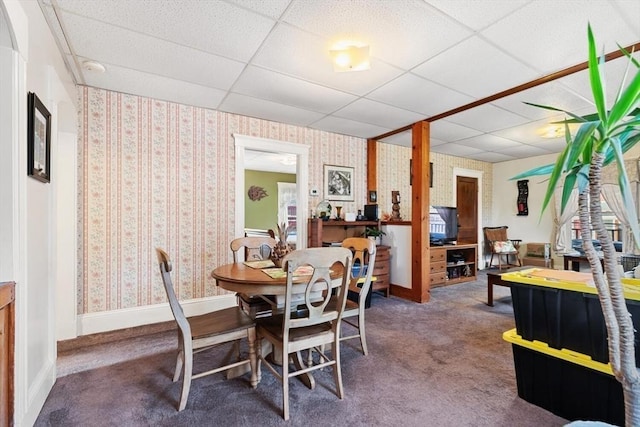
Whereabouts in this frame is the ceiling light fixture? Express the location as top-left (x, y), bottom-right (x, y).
top-left (329, 45), bottom-right (370, 72)
top-left (82, 60), bottom-right (106, 73)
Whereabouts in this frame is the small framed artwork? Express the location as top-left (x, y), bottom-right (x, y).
top-left (27, 92), bottom-right (51, 183)
top-left (324, 164), bottom-right (354, 201)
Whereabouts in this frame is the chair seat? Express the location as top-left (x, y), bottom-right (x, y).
top-left (189, 306), bottom-right (254, 339)
top-left (257, 314), bottom-right (333, 342)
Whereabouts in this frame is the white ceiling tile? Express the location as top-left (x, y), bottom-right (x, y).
top-left (490, 80), bottom-right (593, 121)
top-left (232, 66), bottom-right (357, 114)
top-left (431, 143), bottom-right (484, 157)
top-left (456, 134), bottom-right (521, 151)
top-left (282, 0), bottom-right (473, 69)
top-left (429, 138), bottom-right (447, 147)
top-left (412, 36), bottom-right (539, 99)
top-left (253, 23), bottom-right (404, 96)
top-left (426, 0), bottom-right (530, 31)
top-left (481, 1), bottom-right (638, 74)
top-left (466, 151), bottom-right (517, 163)
top-left (446, 104), bottom-right (530, 133)
top-left (493, 115), bottom-right (570, 144)
top-left (558, 52), bottom-right (640, 108)
top-left (83, 65), bottom-right (227, 110)
top-left (430, 119), bottom-right (483, 142)
top-left (220, 93), bottom-right (325, 127)
top-left (56, 0), bottom-right (276, 61)
top-left (367, 73), bottom-right (475, 116)
top-left (60, 11), bottom-right (245, 90)
top-left (226, 0), bottom-right (292, 19)
top-left (333, 98), bottom-right (426, 130)
top-left (379, 130), bottom-right (412, 147)
top-left (310, 116), bottom-right (391, 139)
top-left (496, 144), bottom-right (553, 159)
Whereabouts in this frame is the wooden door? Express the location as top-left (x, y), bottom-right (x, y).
top-left (456, 176), bottom-right (478, 244)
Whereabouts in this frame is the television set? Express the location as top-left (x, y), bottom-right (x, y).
top-left (429, 206), bottom-right (458, 245)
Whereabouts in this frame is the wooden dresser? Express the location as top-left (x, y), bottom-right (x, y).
top-left (0, 281), bottom-right (15, 426)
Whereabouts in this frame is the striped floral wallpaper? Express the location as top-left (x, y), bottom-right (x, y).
top-left (78, 87), bottom-right (367, 314)
top-left (376, 146), bottom-right (493, 225)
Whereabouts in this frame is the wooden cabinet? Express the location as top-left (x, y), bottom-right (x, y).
top-left (307, 219), bottom-right (390, 299)
top-left (0, 282), bottom-right (15, 426)
top-left (429, 244), bottom-right (477, 287)
top-left (372, 245), bottom-right (390, 297)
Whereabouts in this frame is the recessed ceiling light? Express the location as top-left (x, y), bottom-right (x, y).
top-left (82, 60), bottom-right (106, 73)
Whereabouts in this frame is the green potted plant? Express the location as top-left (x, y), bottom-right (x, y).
top-left (513, 24), bottom-right (640, 424)
top-left (363, 227), bottom-right (386, 245)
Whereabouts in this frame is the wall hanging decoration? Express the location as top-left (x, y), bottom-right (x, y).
top-left (247, 185), bottom-right (268, 201)
top-left (27, 92), bottom-right (51, 183)
top-left (517, 180), bottom-right (529, 216)
top-left (391, 191), bottom-right (401, 221)
top-left (324, 164), bottom-right (354, 201)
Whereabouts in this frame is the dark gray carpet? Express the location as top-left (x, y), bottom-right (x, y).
top-left (35, 273), bottom-right (567, 426)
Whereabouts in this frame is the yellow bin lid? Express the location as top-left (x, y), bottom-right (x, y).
top-left (500, 268), bottom-right (640, 301)
top-left (503, 328), bottom-right (613, 376)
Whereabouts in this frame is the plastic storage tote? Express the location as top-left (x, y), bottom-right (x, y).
top-left (502, 268), bottom-right (640, 366)
top-left (503, 329), bottom-right (624, 425)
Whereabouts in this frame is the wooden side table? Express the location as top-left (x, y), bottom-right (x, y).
top-left (486, 265), bottom-right (532, 306)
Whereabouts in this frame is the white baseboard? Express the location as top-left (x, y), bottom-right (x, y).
top-left (78, 294), bottom-right (237, 336)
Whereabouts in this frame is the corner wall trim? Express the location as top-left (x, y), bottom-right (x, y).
top-left (78, 294), bottom-right (237, 336)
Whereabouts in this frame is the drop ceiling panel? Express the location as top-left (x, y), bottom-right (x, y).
top-left (253, 24), bottom-right (404, 96)
top-left (412, 36), bottom-right (539, 99)
top-left (310, 116), bottom-right (391, 139)
top-left (481, 1), bottom-right (638, 74)
top-left (432, 142), bottom-right (484, 157)
top-left (446, 104), bottom-right (531, 133)
top-left (82, 64), bottom-right (227, 110)
top-left (467, 151), bottom-right (517, 163)
top-left (333, 98), bottom-right (426, 130)
top-left (55, 0), bottom-right (276, 61)
top-left (60, 11), bottom-right (245, 91)
top-left (227, 0), bottom-right (292, 19)
top-left (496, 144), bottom-right (553, 159)
top-left (456, 134), bottom-right (521, 151)
top-left (490, 81), bottom-right (593, 121)
top-left (282, 0), bottom-right (473, 69)
top-left (426, 0), bottom-right (530, 31)
top-left (430, 119), bottom-right (483, 142)
top-left (232, 66), bottom-right (358, 114)
top-left (220, 93), bottom-right (325, 127)
top-left (367, 72), bottom-right (475, 116)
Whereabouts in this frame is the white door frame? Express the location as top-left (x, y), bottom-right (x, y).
top-left (233, 134), bottom-right (309, 249)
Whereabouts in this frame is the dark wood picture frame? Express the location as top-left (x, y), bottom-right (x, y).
top-left (27, 92), bottom-right (51, 183)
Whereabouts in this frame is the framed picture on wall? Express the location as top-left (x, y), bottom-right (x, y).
top-left (324, 164), bottom-right (354, 201)
top-left (27, 92), bottom-right (51, 183)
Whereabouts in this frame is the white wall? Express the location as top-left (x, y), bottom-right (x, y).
top-left (492, 153), bottom-right (558, 245)
top-left (2, 0), bottom-right (78, 425)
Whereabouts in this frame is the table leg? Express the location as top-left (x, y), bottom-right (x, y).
top-left (564, 257), bottom-right (569, 270)
top-left (487, 274), bottom-right (499, 306)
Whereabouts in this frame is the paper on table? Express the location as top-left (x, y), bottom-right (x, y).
top-left (262, 265), bottom-right (316, 279)
top-left (243, 259), bottom-right (275, 269)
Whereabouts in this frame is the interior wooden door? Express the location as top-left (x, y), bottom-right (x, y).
top-left (456, 176), bottom-right (478, 244)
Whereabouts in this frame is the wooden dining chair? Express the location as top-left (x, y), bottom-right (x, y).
top-left (230, 236), bottom-right (278, 318)
top-left (156, 248), bottom-right (257, 411)
top-left (256, 247), bottom-right (353, 421)
top-left (339, 237), bottom-right (376, 355)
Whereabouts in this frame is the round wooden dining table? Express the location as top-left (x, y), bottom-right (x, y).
top-left (211, 262), bottom-right (344, 296)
